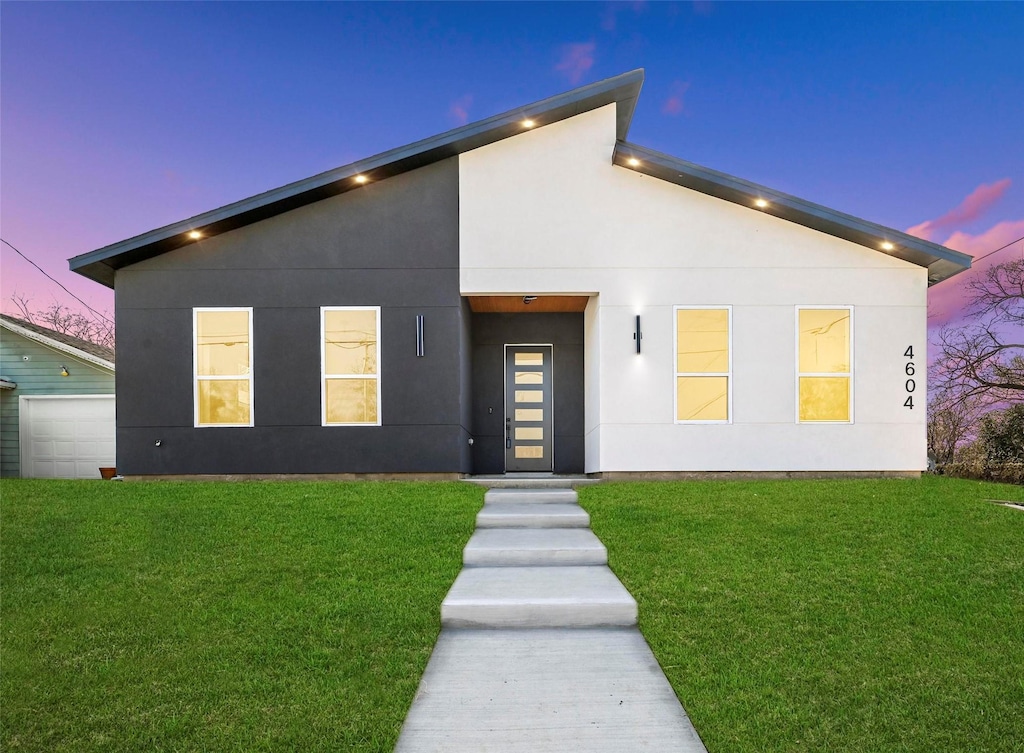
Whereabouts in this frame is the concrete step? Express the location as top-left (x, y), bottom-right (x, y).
top-left (464, 528), bottom-right (607, 567)
top-left (395, 629), bottom-right (709, 753)
top-left (442, 566), bottom-right (637, 628)
top-left (462, 476), bottom-right (601, 489)
top-left (483, 488), bottom-right (579, 505)
top-left (476, 502), bottom-right (590, 529)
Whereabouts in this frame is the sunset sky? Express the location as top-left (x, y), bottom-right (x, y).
top-left (2, 2), bottom-right (1021, 346)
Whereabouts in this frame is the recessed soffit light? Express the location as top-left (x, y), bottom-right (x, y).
top-left (755, 199), bottom-right (768, 208)
top-left (355, 175), bottom-right (368, 184)
top-left (188, 230), bottom-right (202, 240)
top-left (627, 157), bottom-right (640, 167)
top-left (522, 119), bottom-right (535, 128)
top-left (881, 241), bottom-right (895, 251)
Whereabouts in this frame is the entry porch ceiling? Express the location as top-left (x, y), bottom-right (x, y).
top-left (467, 296), bottom-right (590, 314)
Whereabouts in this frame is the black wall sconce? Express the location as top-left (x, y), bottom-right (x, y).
top-left (633, 315), bottom-right (642, 354)
top-left (60, 365), bottom-right (70, 377)
top-left (415, 315), bottom-right (425, 357)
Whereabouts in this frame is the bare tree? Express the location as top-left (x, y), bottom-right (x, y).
top-left (926, 386), bottom-right (984, 465)
top-left (9, 294), bottom-right (115, 351)
top-left (932, 258), bottom-right (1023, 408)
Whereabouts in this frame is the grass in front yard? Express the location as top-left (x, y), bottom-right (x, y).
top-left (1, 480), bottom-right (481, 752)
top-left (580, 476), bottom-right (1024, 753)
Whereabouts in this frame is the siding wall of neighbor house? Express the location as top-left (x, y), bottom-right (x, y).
top-left (114, 158), bottom-right (467, 475)
top-left (470, 312), bottom-right (586, 475)
top-left (460, 104), bottom-right (928, 472)
top-left (0, 332), bottom-right (115, 477)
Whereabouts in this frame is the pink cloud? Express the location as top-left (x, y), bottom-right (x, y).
top-left (448, 94), bottom-right (473, 126)
top-left (661, 81), bottom-right (690, 116)
top-left (555, 42), bottom-right (596, 85)
top-left (927, 218), bottom-right (1024, 328)
top-left (907, 178), bottom-right (1011, 242)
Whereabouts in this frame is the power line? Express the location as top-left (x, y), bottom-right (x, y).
top-left (971, 234), bottom-right (1024, 264)
top-left (0, 238), bottom-right (114, 325)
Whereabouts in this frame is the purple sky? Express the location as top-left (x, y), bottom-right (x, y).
top-left (2, 2), bottom-right (1022, 342)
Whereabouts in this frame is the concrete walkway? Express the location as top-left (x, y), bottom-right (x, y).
top-left (395, 488), bottom-right (708, 752)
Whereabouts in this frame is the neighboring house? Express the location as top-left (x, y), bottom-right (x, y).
top-left (0, 315), bottom-right (116, 478)
top-left (68, 70), bottom-right (970, 479)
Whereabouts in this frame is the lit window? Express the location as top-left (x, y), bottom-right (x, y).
top-left (675, 307), bottom-right (731, 422)
top-left (194, 308), bottom-right (253, 427)
top-left (797, 307), bottom-right (852, 422)
top-left (322, 307), bottom-right (381, 425)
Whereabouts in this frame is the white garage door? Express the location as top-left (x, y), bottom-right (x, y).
top-left (19, 396), bottom-right (116, 479)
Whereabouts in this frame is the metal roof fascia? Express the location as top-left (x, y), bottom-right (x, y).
top-left (69, 70), bottom-right (645, 286)
top-left (0, 319), bottom-right (116, 372)
top-left (613, 142), bottom-right (972, 285)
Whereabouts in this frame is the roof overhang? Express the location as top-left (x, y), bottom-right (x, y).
top-left (69, 70), bottom-right (645, 288)
top-left (0, 319), bottom-right (115, 372)
top-left (613, 142), bottom-right (971, 285)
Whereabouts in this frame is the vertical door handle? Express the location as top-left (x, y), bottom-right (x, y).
top-left (506, 418), bottom-right (511, 449)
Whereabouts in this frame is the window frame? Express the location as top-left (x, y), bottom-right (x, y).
top-left (673, 305), bottom-right (733, 424)
top-left (192, 306), bottom-right (255, 428)
top-left (320, 305), bottom-right (382, 427)
top-left (795, 305), bottom-right (854, 424)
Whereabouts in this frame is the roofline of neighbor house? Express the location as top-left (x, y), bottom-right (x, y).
top-left (0, 318), bottom-right (116, 372)
top-left (69, 68), bottom-right (970, 288)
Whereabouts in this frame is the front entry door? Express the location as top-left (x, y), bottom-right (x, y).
top-left (505, 345), bottom-right (554, 472)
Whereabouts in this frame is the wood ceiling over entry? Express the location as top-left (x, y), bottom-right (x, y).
top-left (467, 296), bottom-right (591, 313)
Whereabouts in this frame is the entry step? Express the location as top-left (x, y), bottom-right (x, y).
top-left (476, 502), bottom-right (590, 529)
top-left (483, 489), bottom-right (579, 505)
top-left (442, 566), bottom-right (637, 629)
top-left (464, 528), bottom-right (607, 567)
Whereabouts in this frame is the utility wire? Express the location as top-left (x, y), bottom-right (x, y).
top-left (971, 234), bottom-right (1024, 264)
top-left (0, 237), bottom-right (114, 325)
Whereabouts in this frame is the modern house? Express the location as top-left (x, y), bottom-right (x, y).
top-left (69, 70), bottom-right (970, 479)
top-left (0, 315), bottom-right (116, 478)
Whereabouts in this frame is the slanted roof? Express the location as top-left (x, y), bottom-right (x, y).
top-left (69, 68), bottom-right (970, 287)
top-left (0, 314), bottom-right (115, 371)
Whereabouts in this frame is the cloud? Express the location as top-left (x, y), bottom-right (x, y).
top-left (555, 42), bottom-right (596, 85)
top-left (601, 2), bottom-right (648, 31)
top-left (448, 94), bottom-right (473, 126)
top-left (661, 81), bottom-right (690, 116)
top-left (907, 178), bottom-right (1012, 242)
top-left (927, 218), bottom-right (1024, 328)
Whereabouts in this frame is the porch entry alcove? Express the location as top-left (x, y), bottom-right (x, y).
top-left (467, 296), bottom-right (587, 475)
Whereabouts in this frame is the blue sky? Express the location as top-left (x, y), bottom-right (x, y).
top-left (2, 1), bottom-right (1022, 326)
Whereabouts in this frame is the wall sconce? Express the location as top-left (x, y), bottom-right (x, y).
top-left (523, 296), bottom-right (537, 305)
top-left (60, 365), bottom-right (70, 377)
top-left (415, 315), bottom-right (425, 357)
top-left (633, 315), bottom-right (642, 354)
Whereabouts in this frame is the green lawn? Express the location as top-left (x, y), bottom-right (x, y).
top-left (0, 480), bottom-right (481, 752)
top-left (579, 476), bottom-right (1024, 753)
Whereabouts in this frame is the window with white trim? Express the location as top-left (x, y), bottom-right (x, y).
top-left (674, 306), bottom-right (731, 423)
top-left (321, 307), bottom-right (381, 425)
top-left (193, 308), bottom-right (253, 427)
top-left (797, 306), bottom-right (853, 423)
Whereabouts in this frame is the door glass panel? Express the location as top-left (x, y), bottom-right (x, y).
top-left (196, 311), bottom-right (250, 376)
top-left (799, 309), bottom-right (850, 373)
top-left (198, 380), bottom-right (251, 424)
top-left (515, 352), bottom-right (544, 366)
top-left (325, 378), bottom-right (378, 424)
top-left (324, 309), bottom-right (378, 375)
top-left (515, 390), bottom-right (543, 403)
top-left (515, 371), bottom-right (543, 384)
top-left (676, 309), bottom-right (729, 373)
top-left (799, 377), bottom-right (850, 421)
top-left (515, 446), bottom-right (544, 459)
top-left (515, 427), bottom-right (543, 440)
top-left (676, 376), bottom-right (728, 421)
top-left (515, 408), bottom-right (543, 421)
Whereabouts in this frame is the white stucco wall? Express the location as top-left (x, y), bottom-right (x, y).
top-left (459, 105), bottom-right (927, 472)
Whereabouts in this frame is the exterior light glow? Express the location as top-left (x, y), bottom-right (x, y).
top-left (881, 241), bottom-right (895, 251)
top-left (355, 175), bottom-right (368, 184)
top-left (522, 119), bottom-right (535, 128)
top-left (755, 199), bottom-right (768, 208)
top-left (188, 231), bottom-right (202, 239)
top-left (627, 158), bottom-right (640, 167)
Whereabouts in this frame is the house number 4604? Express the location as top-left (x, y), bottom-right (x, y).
top-left (903, 346), bottom-right (916, 409)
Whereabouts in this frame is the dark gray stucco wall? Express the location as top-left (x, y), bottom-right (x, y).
top-left (115, 158), bottom-right (467, 475)
top-left (470, 313), bottom-right (584, 474)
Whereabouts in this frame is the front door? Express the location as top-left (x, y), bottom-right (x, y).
top-left (505, 345), bottom-right (554, 472)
